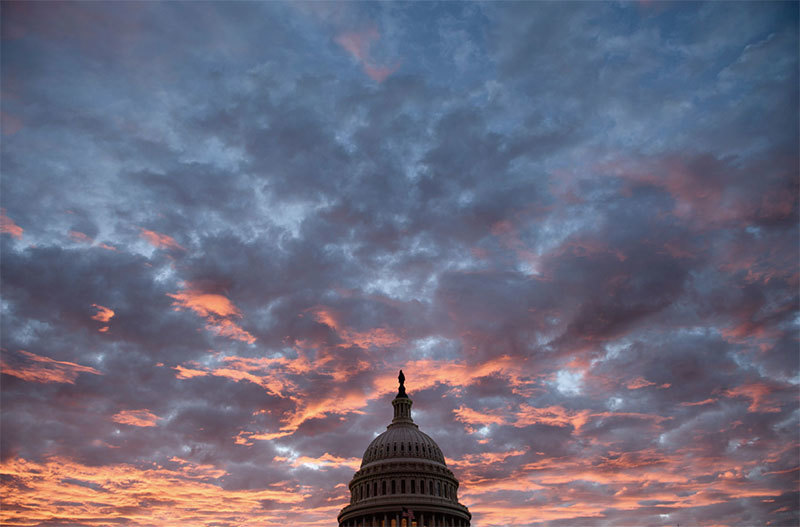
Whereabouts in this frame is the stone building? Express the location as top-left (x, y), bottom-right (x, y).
top-left (337, 371), bottom-right (471, 527)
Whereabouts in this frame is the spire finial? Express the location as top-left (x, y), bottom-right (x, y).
top-left (397, 369), bottom-right (407, 397)
top-left (391, 369), bottom-right (413, 424)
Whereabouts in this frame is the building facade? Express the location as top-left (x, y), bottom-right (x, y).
top-left (337, 371), bottom-right (471, 527)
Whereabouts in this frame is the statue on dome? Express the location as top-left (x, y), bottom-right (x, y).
top-left (398, 369), bottom-right (407, 397)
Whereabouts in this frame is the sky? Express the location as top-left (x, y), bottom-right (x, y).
top-left (1, 2), bottom-right (798, 526)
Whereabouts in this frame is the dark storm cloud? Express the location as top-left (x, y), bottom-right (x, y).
top-left (2, 1), bottom-right (797, 526)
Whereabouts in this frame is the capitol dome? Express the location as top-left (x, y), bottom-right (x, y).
top-left (338, 371), bottom-right (471, 527)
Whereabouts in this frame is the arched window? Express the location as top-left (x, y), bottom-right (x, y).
top-left (429, 481), bottom-right (434, 495)
top-left (400, 443), bottom-right (404, 453)
top-left (382, 480), bottom-right (386, 495)
top-left (411, 479), bottom-right (416, 494)
top-left (437, 481), bottom-right (441, 497)
top-left (401, 480), bottom-right (406, 493)
top-left (373, 481), bottom-right (377, 497)
top-left (391, 480), bottom-right (396, 494)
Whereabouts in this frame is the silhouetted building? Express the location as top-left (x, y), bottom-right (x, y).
top-left (338, 371), bottom-right (471, 527)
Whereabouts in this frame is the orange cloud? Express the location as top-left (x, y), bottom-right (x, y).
top-left (173, 353), bottom-right (370, 442)
top-left (626, 376), bottom-right (656, 389)
top-left (723, 383), bottom-right (781, 413)
top-left (0, 456), bottom-right (322, 527)
top-left (91, 303), bottom-right (115, 323)
top-left (335, 27), bottom-right (399, 82)
top-left (453, 402), bottom-right (665, 436)
top-left (465, 502), bottom-right (607, 525)
top-left (172, 356), bottom-right (296, 400)
top-left (447, 448), bottom-right (528, 470)
top-left (223, 371), bottom-right (370, 442)
top-left (444, 441), bottom-right (788, 527)
top-left (368, 355), bottom-right (537, 400)
top-left (453, 406), bottom-right (507, 429)
top-left (112, 409), bottom-right (161, 427)
top-left (514, 404), bottom-right (592, 431)
top-left (0, 208), bottom-right (22, 238)
top-left (681, 398), bottom-right (717, 406)
top-left (69, 230), bottom-right (93, 243)
top-left (169, 290), bottom-right (240, 318)
top-left (168, 284), bottom-right (255, 344)
top-left (310, 306), bottom-right (402, 349)
top-left (1, 350), bottom-right (101, 384)
top-left (235, 430), bottom-right (294, 445)
top-left (275, 452), bottom-right (361, 471)
top-left (139, 228), bottom-right (185, 251)
top-left (207, 318), bottom-right (257, 343)
top-left (91, 304), bottom-right (114, 333)
top-left (173, 364), bottom-right (210, 379)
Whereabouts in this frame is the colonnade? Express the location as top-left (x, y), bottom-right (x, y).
top-left (352, 477), bottom-right (457, 503)
top-left (340, 512), bottom-right (469, 527)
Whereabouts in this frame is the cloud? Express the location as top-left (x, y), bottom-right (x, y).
top-left (335, 27), bottom-right (399, 82)
top-left (723, 383), bottom-right (782, 413)
top-left (69, 230), bottom-right (93, 243)
top-left (274, 452), bottom-right (361, 471)
top-left (168, 284), bottom-right (256, 344)
top-left (90, 303), bottom-right (115, 332)
top-left (139, 228), bottom-right (185, 252)
top-left (91, 303), bottom-right (115, 322)
top-left (627, 377), bottom-right (656, 390)
top-left (0, 208), bottom-right (23, 238)
top-left (1, 349), bottom-right (102, 384)
top-left (309, 306), bottom-right (402, 349)
top-left (112, 409), bottom-right (161, 427)
top-left (1, 456), bottom-right (319, 526)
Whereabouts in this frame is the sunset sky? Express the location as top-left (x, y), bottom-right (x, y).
top-left (1, 2), bottom-right (798, 526)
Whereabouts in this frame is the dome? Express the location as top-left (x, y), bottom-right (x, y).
top-left (361, 424), bottom-right (446, 466)
top-left (338, 370), bottom-right (471, 527)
